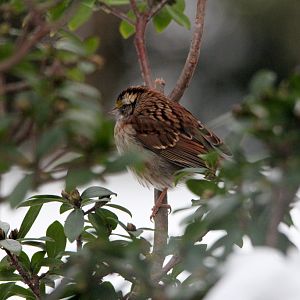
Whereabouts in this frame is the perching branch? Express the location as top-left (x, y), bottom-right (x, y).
top-left (169, 0), bottom-right (207, 102)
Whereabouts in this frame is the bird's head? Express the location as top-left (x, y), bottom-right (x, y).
top-left (113, 86), bottom-right (148, 118)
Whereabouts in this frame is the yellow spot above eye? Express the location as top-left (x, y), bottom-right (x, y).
top-left (115, 99), bottom-right (123, 108)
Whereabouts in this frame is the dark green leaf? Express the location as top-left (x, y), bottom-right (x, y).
top-left (186, 179), bottom-right (219, 197)
top-left (18, 204), bottom-right (42, 238)
top-left (46, 221), bottom-right (66, 258)
top-left (106, 204), bottom-right (132, 218)
top-left (18, 195), bottom-right (65, 207)
top-left (81, 186), bottom-right (117, 200)
top-left (18, 251), bottom-right (31, 271)
top-left (64, 209), bottom-right (84, 242)
top-left (31, 251), bottom-right (46, 274)
top-left (153, 7), bottom-right (172, 33)
top-left (60, 203), bottom-right (73, 214)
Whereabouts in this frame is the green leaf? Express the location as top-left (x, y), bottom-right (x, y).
top-left (7, 284), bottom-right (36, 299)
top-left (18, 251), bottom-right (31, 271)
top-left (68, 0), bottom-right (96, 31)
top-left (18, 204), bottom-right (42, 238)
top-left (0, 239), bottom-right (22, 255)
top-left (81, 186), bottom-right (117, 200)
top-left (153, 7), bottom-right (172, 33)
top-left (18, 195), bottom-right (65, 207)
top-left (60, 203), bottom-right (73, 214)
top-left (166, 4), bottom-right (191, 29)
top-left (31, 251), bottom-right (46, 274)
top-left (64, 209), bottom-right (84, 243)
top-left (46, 221), bottom-right (66, 258)
top-left (106, 204), bottom-right (132, 218)
top-left (84, 36), bottom-right (100, 55)
top-left (186, 179), bottom-right (219, 197)
top-left (119, 10), bottom-right (135, 39)
top-left (0, 283), bottom-right (14, 299)
top-left (0, 221), bottom-right (10, 237)
top-left (8, 175), bottom-right (33, 208)
top-left (48, 0), bottom-right (69, 21)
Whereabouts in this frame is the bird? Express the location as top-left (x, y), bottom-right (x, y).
top-left (113, 86), bottom-right (231, 219)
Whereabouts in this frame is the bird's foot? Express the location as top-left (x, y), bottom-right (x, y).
top-left (150, 203), bottom-right (172, 219)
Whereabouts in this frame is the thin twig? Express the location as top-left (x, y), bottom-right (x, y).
top-left (98, 2), bottom-right (135, 25)
top-left (169, 0), bottom-right (207, 102)
top-left (5, 250), bottom-right (40, 299)
top-left (148, 0), bottom-right (169, 19)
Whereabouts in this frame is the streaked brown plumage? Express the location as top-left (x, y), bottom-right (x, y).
top-left (113, 86), bottom-right (231, 192)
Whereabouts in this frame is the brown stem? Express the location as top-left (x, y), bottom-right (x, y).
top-left (76, 235), bottom-right (83, 251)
top-left (98, 2), bottom-right (135, 25)
top-left (169, 0), bottom-right (207, 102)
top-left (5, 250), bottom-right (40, 299)
top-left (134, 14), bottom-right (153, 87)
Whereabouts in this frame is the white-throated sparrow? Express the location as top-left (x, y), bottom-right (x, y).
top-left (113, 86), bottom-right (231, 216)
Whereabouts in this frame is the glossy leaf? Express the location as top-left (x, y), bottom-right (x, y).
top-left (46, 221), bottom-right (66, 258)
top-left (81, 186), bottom-right (117, 200)
top-left (18, 204), bottom-right (42, 238)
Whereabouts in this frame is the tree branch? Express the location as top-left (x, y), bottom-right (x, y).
top-left (5, 250), bottom-right (40, 299)
top-left (98, 2), bottom-right (135, 25)
top-left (169, 0), bottom-right (207, 102)
top-left (134, 14), bottom-right (153, 87)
